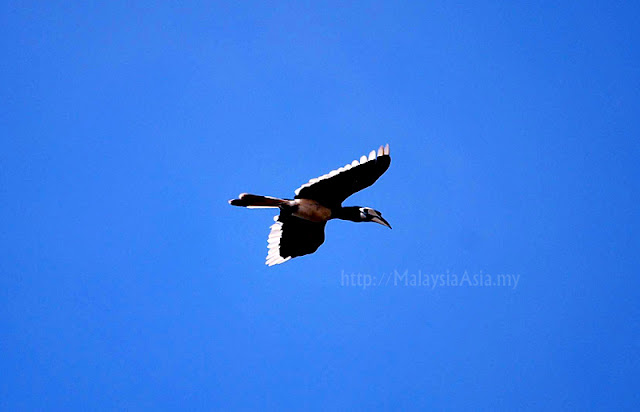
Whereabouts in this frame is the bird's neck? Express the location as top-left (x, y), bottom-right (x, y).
top-left (332, 206), bottom-right (361, 222)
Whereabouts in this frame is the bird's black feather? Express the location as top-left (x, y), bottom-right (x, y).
top-left (276, 214), bottom-right (326, 259)
top-left (294, 154), bottom-right (390, 208)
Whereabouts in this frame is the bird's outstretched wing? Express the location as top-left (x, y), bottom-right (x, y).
top-left (266, 214), bottom-right (326, 266)
top-left (294, 144), bottom-right (391, 208)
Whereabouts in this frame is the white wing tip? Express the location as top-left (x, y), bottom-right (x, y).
top-left (265, 256), bottom-right (291, 266)
top-left (384, 143), bottom-right (390, 155)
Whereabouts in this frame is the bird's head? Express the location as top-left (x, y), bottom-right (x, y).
top-left (358, 207), bottom-right (392, 229)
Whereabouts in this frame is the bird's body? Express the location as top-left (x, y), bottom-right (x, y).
top-left (291, 199), bottom-right (333, 222)
top-left (229, 144), bottom-right (392, 265)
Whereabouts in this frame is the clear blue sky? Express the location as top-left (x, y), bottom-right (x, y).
top-left (2, 1), bottom-right (639, 410)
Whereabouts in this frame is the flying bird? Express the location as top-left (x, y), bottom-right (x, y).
top-left (229, 144), bottom-right (392, 265)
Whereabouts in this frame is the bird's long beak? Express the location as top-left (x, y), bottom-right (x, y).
top-left (371, 216), bottom-right (392, 229)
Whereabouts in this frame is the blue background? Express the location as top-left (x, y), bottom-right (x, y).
top-left (2, 1), bottom-right (639, 410)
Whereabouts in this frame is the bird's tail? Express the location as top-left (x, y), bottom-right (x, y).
top-left (228, 193), bottom-right (289, 209)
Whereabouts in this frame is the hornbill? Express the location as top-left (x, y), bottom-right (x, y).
top-left (229, 144), bottom-right (392, 266)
